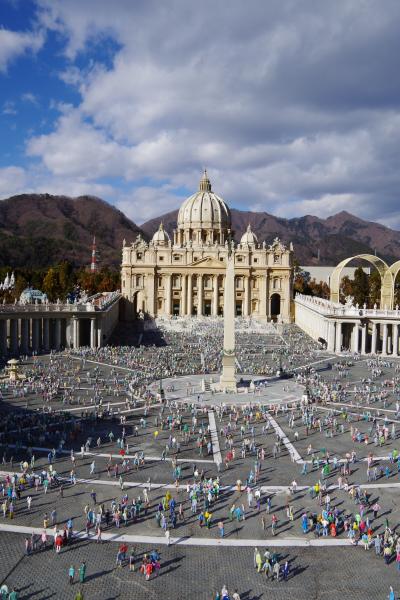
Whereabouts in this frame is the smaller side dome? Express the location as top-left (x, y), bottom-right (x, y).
top-left (240, 224), bottom-right (258, 246)
top-left (152, 222), bottom-right (170, 245)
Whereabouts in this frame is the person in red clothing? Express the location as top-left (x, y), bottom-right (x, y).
top-left (145, 562), bottom-right (152, 580)
top-left (55, 534), bottom-right (63, 553)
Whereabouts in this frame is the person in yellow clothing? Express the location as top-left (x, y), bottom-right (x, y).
top-left (204, 510), bottom-right (212, 529)
top-left (255, 550), bottom-right (263, 573)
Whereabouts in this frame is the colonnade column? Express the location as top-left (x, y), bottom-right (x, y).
top-left (197, 274), bottom-right (203, 316)
top-left (32, 318), bottom-right (40, 352)
top-left (327, 321), bottom-right (335, 352)
top-left (181, 275), bottom-right (187, 316)
top-left (212, 275), bottom-right (219, 316)
top-left (187, 274), bottom-right (193, 316)
top-left (21, 319), bottom-right (29, 354)
top-left (97, 322), bottom-right (103, 348)
top-left (55, 319), bottom-right (62, 350)
top-left (165, 274), bottom-right (172, 316)
top-left (393, 323), bottom-right (399, 357)
top-left (352, 323), bottom-right (360, 353)
top-left (72, 318), bottom-right (79, 349)
top-left (43, 319), bottom-right (50, 352)
top-left (335, 321), bottom-right (342, 352)
top-left (90, 318), bottom-right (96, 349)
top-left (382, 323), bottom-right (388, 356)
top-left (10, 319), bottom-right (19, 355)
top-left (361, 324), bottom-right (367, 355)
top-left (0, 320), bottom-right (7, 356)
top-left (371, 322), bottom-right (377, 354)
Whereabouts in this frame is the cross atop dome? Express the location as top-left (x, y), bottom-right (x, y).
top-left (199, 169), bottom-right (212, 192)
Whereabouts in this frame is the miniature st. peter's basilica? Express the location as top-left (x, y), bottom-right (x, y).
top-left (121, 171), bottom-right (294, 321)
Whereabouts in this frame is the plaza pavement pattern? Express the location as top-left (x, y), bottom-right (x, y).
top-left (1, 347), bottom-right (400, 597)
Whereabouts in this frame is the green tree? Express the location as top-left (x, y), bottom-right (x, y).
top-left (340, 275), bottom-right (353, 302)
top-left (309, 279), bottom-right (330, 299)
top-left (352, 266), bottom-right (369, 306)
top-left (369, 270), bottom-right (381, 307)
top-left (57, 261), bottom-right (75, 298)
top-left (42, 267), bottom-right (61, 301)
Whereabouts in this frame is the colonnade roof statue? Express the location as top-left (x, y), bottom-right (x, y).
top-left (0, 272), bottom-right (15, 291)
top-left (329, 253), bottom-right (399, 310)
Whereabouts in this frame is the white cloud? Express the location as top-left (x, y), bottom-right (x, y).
top-left (21, 92), bottom-right (39, 105)
top-left (0, 166), bottom-right (27, 197)
top-left (116, 185), bottom-right (185, 224)
top-left (0, 28), bottom-right (44, 72)
top-left (12, 0), bottom-right (400, 230)
top-left (2, 100), bottom-right (17, 115)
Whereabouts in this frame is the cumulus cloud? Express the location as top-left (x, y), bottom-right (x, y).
top-left (13, 1), bottom-right (400, 227)
top-left (0, 166), bottom-right (27, 196)
top-left (0, 27), bottom-right (44, 72)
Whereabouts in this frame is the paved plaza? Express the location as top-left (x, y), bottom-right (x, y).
top-left (0, 321), bottom-right (400, 598)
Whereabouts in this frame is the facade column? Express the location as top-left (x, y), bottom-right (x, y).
top-left (212, 275), bottom-right (219, 316)
top-left (260, 275), bottom-right (267, 318)
top-left (393, 323), bottom-right (399, 357)
top-left (352, 323), bottom-right (360, 353)
top-left (327, 321), bottom-right (335, 352)
top-left (21, 319), bottom-right (29, 354)
top-left (187, 274), bottom-right (193, 316)
top-left (371, 322), bottom-right (377, 354)
top-left (55, 319), bottom-right (62, 350)
top-left (0, 320), bottom-right (7, 356)
top-left (382, 323), bottom-right (388, 355)
top-left (361, 324), bottom-right (367, 355)
top-left (165, 274), bottom-right (172, 316)
top-left (90, 318), bottom-right (96, 349)
top-left (147, 273), bottom-right (156, 317)
top-left (97, 322), bottom-right (103, 347)
top-left (10, 319), bottom-right (19, 355)
top-left (335, 321), bottom-right (342, 353)
top-left (43, 319), bottom-right (50, 352)
top-left (243, 276), bottom-right (250, 317)
top-left (181, 275), bottom-right (187, 316)
top-left (197, 274), bottom-right (203, 316)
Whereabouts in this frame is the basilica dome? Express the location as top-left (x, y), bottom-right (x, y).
top-left (177, 171), bottom-right (231, 233)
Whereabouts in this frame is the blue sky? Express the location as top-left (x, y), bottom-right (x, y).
top-left (1, 0), bottom-right (400, 227)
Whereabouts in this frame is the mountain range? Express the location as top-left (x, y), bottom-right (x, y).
top-left (141, 208), bottom-right (400, 266)
top-left (1, 193), bottom-right (400, 270)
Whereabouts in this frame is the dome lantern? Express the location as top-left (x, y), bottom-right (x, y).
top-left (199, 169), bottom-right (212, 192)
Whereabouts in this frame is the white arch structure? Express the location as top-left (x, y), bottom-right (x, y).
top-left (330, 254), bottom-right (394, 309)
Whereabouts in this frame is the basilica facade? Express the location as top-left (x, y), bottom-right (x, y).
top-left (121, 172), bottom-right (294, 321)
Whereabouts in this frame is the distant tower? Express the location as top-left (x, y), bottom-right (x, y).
top-left (90, 236), bottom-right (98, 272)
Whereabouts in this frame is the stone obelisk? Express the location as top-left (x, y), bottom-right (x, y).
top-left (219, 247), bottom-right (237, 391)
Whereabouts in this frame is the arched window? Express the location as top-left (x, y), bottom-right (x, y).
top-left (235, 277), bottom-right (243, 289)
top-left (204, 275), bottom-right (212, 289)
